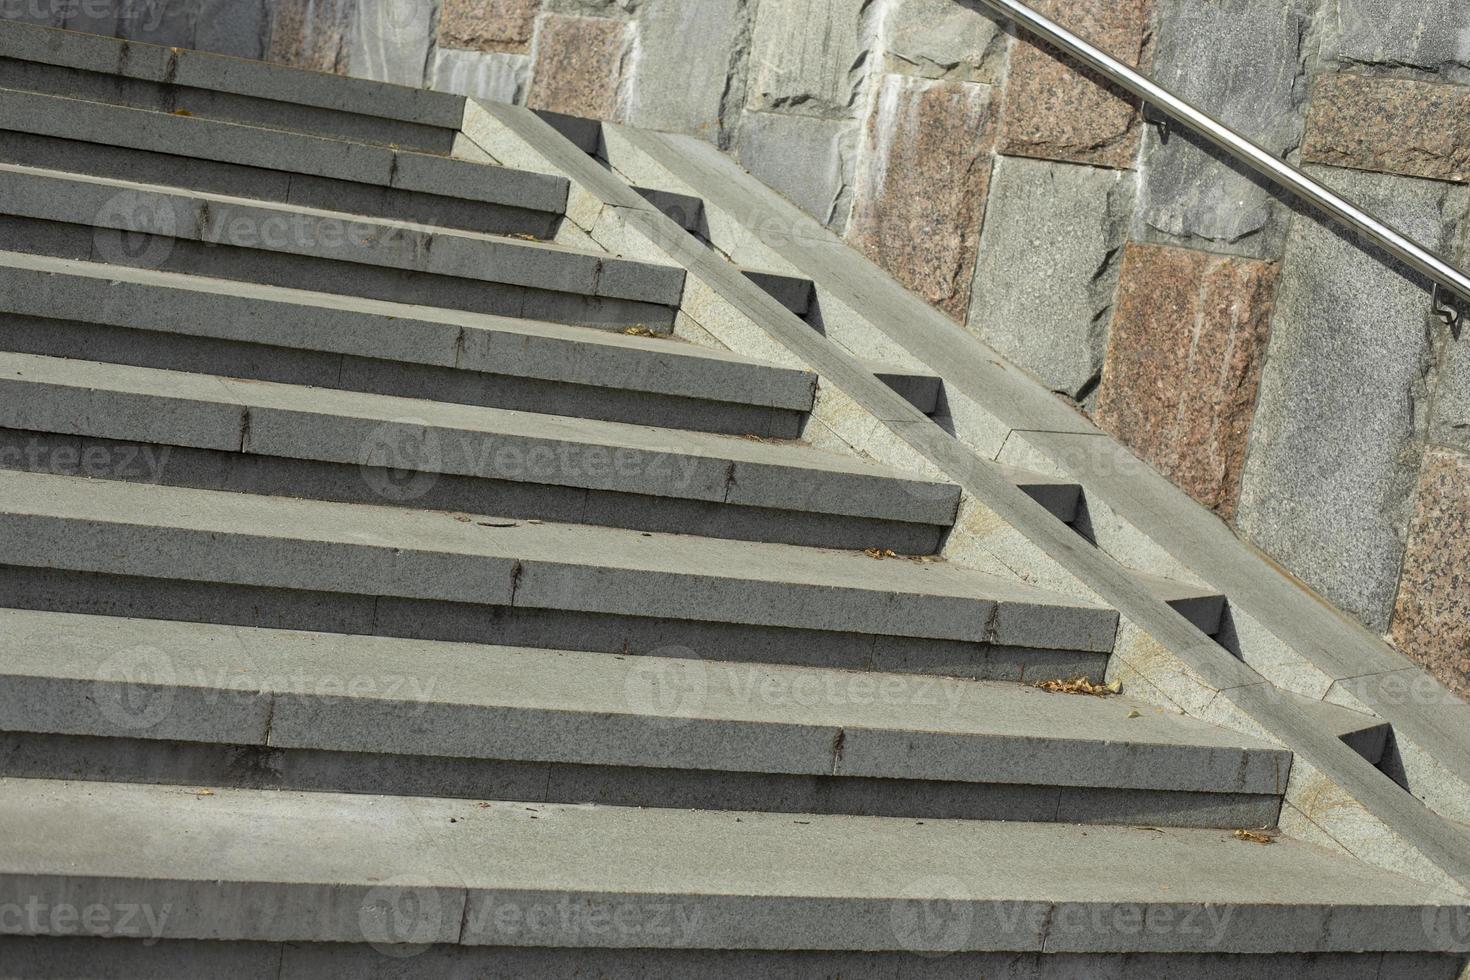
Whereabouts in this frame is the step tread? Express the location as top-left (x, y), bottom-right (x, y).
top-left (0, 251), bottom-right (817, 411)
top-left (1, 778), bottom-right (1461, 953)
top-left (0, 350), bottom-right (958, 526)
top-left (0, 163), bottom-right (686, 306)
top-left (0, 609), bottom-right (1287, 795)
top-left (0, 20), bottom-right (466, 128)
top-left (0, 85), bottom-right (569, 212)
top-left (0, 469), bottom-right (1116, 649)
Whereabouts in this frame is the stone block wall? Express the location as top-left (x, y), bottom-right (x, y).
top-left (4, 0), bottom-right (1468, 696)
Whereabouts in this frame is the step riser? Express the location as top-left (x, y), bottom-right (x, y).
top-left (0, 214), bottom-right (678, 332)
top-left (0, 57), bottom-right (458, 152)
top-left (0, 568), bottom-right (1108, 683)
top-left (0, 938), bottom-right (1456, 980)
top-left (0, 733), bottom-right (1282, 830)
top-left (0, 315), bottom-right (807, 439)
top-left (0, 429), bottom-right (944, 553)
top-left (0, 130), bottom-right (560, 237)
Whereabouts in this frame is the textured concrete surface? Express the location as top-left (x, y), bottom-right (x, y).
top-left (347, 0), bottom-right (435, 88)
top-left (431, 47), bottom-right (529, 104)
top-left (0, 250), bottom-right (814, 409)
top-left (1, 779), bottom-right (1463, 952)
top-left (0, 469), bottom-right (1115, 650)
top-left (736, 111), bottom-right (854, 227)
top-left (1303, 73), bottom-right (1470, 185)
top-left (1238, 166), bottom-right (1469, 631)
top-left (527, 13), bottom-right (627, 120)
top-left (267, 0), bottom-right (351, 72)
top-left (997, 0), bottom-right (1153, 170)
top-left (0, 609), bottom-right (1287, 794)
top-left (438, 0), bottom-right (540, 53)
top-left (883, 0), bottom-right (1006, 83)
top-left (622, 0), bottom-right (748, 139)
top-left (846, 74), bottom-right (996, 322)
top-left (1330, 0), bottom-right (1470, 84)
top-left (1135, 0), bottom-right (1312, 259)
top-left (0, 87), bottom-right (568, 212)
top-left (0, 349), bottom-right (958, 525)
top-left (969, 155), bottom-right (1134, 398)
top-left (745, 0), bottom-right (871, 119)
top-left (0, 938), bottom-right (1463, 980)
top-left (1390, 449), bottom-right (1470, 700)
top-left (1096, 243), bottom-right (1279, 520)
top-left (0, 164), bottom-right (682, 311)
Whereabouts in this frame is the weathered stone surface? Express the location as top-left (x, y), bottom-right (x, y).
top-left (846, 74), bottom-right (997, 321)
top-left (1094, 243), bottom-right (1278, 520)
top-left (1134, 0), bottom-right (1311, 260)
top-left (268, 0), bottom-right (354, 73)
top-left (1303, 73), bottom-right (1470, 185)
top-left (745, 0), bottom-right (872, 118)
top-left (431, 47), bottom-right (529, 104)
top-left (526, 13), bottom-right (628, 120)
top-left (438, 0), bottom-right (539, 53)
top-left (736, 110), bottom-right (856, 229)
top-left (1332, 0), bottom-right (1470, 83)
top-left (0, 0), bottom-right (65, 26)
top-left (349, 0), bottom-right (436, 86)
top-left (1237, 166), bottom-right (1470, 631)
top-left (1390, 448), bottom-right (1470, 700)
top-left (883, 0), bottom-right (1007, 84)
top-left (1432, 324), bottom-right (1470, 455)
top-left (996, 0), bottom-right (1153, 170)
top-left (114, 0), bottom-right (197, 47)
top-left (622, 0), bottom-right (748, 140)
top-left (194, 0), bottom-right (270, 59)
top-left (969, 155), bottom-right (1135, 399)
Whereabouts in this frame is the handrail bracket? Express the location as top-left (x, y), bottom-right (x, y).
top-left (1434, 284), bottom-right (1464, 340)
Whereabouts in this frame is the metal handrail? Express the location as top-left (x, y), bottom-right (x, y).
top-left (974, 0), bottom-right (1470, 327)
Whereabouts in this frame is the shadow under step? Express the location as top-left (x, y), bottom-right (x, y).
top-left (0, 164), bottom-right (685, 332)
top-left (0, 469), bottom-right (1117, 682)
top-left (0, 252), bottom-right (818, 440)
top-left (0, 777), bottom-right (1462, 959)
top-left (0, 86), bottom-right (567, 237)
top-left (0, 350), bottom-right (962, 552)
top-left (1133, 570), bottom-right (1227, 637)
top-left (0, 609), bottom-right (1289, 827)
top-left (0, 20), bottom-right (468, 153)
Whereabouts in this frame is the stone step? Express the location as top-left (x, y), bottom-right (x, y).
top-left (0, 469), bottom-right (1117, 681)
top-left (0, 778), bottom-right (1463, 959)
top-left (1132, 571), bottom-right (1228, 636)
top-left (0, 163), bottom-right (689, 332)
top-left (0, 609), bottom-right (1291, 827)
top-left (0, 86), bottom-right (568, 236)
top-left (0, 20), bottom-right (467, 152)
top-left (0, 351), bottom-right (970, 551)
top-left (0, 251), bottom-right (818, 439)
top-left (863, 359), bottom-right (943, 416)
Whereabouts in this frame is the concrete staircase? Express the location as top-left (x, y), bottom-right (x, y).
top-left (0, 21), bottom-right (1465, 978)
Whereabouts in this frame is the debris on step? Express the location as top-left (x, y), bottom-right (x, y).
top-left (1034, 676), bottom-right (1123, 697)
top-left (1233, 828), bottom-right (1279, 845)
